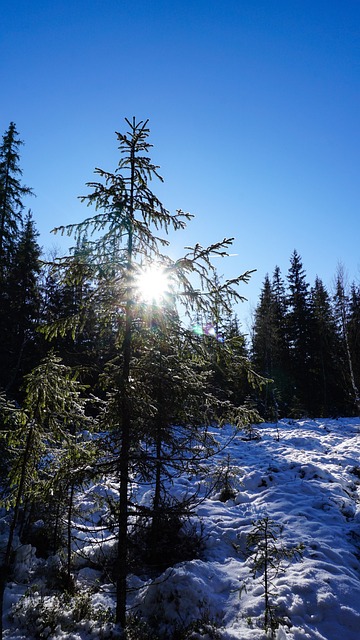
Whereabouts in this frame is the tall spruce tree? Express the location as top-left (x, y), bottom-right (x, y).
top-left (0, 123), bottom-right (33, 276)
top-left (0, 124), bottom-right (35, 398)
top-left (286, 250), bottom-right (311, 415)
top-left (50, 117), bottom-right (257, 631)
top-left (252, 268), bottom-right (289, 418)
top-left (252, 274), bottom-right (278, 417)
top-left (270, 266), bottom-right (291, 412)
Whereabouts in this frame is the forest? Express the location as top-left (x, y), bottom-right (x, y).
top-left (0, 119), bottom-right (359, 639)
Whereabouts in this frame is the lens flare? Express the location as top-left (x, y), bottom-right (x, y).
top-left (191, 322), bottom-right (225, 342)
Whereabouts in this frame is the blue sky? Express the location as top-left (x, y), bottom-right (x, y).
top-left (1, 0), bottom-right (359, 326)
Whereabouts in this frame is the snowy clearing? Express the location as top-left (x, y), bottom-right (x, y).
top-left (2, 418), bottom-right (360, 640)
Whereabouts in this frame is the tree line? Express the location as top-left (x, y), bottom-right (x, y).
top-left (252, 252), bottom-right (360, 419)
top-left (1, 121), bottom-right (359, 424)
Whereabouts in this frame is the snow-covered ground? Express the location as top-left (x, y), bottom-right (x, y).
top-left (2, 418), bottom-right (360, 639)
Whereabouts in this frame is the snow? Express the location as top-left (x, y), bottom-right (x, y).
top-left (2, 417), bottom-right (360, 639)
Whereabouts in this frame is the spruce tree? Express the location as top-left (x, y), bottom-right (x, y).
top-left (3, 211), bottom-right (42, 395)
top-left (252, 276), bottom-right (275, 370)
top-left (333, 266), bottom-right (360, 415)
top-left (252, 274), bottom-right (278, 418)
top-left (0, 123), bottom-right (33, 276)
top-left (0, 352), bottom-right (91, 640)
top-left (0, 124), bottom-right (35, 398)
top-left (252, 269), bottom-right (289, 418)
top-left (50, 117), bottom-right (257, 630)
top-left (286, 250), bottom-right (311, 415)
top-left (309, 277), bottom-right (343, 416)
top-left (347, 283), bottom-right (360, 397)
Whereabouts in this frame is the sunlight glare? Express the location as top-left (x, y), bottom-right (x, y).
top-left (136, 265), bottom-right (170, 304)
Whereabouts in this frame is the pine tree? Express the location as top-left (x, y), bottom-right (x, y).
top-left (286, 250), bottom-right (311, 415)
top-left (309, 277), bottom-right (343, 416)
top-left (252, 269), bottom-right (290, 418)
top-left (252, 277), bottom-right (275, 365)
top-left (50, 117), bottom-right (258, 630)
top-left (252, 275), bottom-right (277, 417)
top-left (245, 517), bottom-right (303, 635)
top-left (0, 123), bottom-right (33, 276)
top-left (272, 266), bottom-right (287, 320)
top-left (0, 124), bottom-right (35, 398)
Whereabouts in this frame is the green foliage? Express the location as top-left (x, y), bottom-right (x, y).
top-left (0, 122), bottom-right (34, 271)
top-left (209, 453), bottom-right (243, 502)
top-left (245, 516), bottom-right (304, 636)
top-left (0, 350), bottom-right (95, 588)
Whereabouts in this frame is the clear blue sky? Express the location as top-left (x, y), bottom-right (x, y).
top-left (1, 0), bottom-right (359, 327)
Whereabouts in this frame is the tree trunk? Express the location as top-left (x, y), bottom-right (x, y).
top-left (115, 129), bottom-right (135, 630)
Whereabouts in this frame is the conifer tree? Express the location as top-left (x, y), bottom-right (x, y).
top-left (0, 124), bottom-right (36, 399)
top-left (334, 266), bottom-right (360, 414)
top-left (252, 269), bottom-right (289, 418)
top-left (252, 274), bottom-right (276, 412)
top-left (347, 282), bottom-right (360, 395)
top-left (0, 123), bottom-right (33, 276)
top-left (50, 117), bottom-right (257, 630)
top-left (309, 277), bottom-right (343, 416)
top-left (0, 352), bottom-right (91, 639)
top-left (270, 266), bottom-right (290, 414)
top-left (286, 250), bottom-right (311, 414)
top-left (3, 211), bottom-right (42, 395)
top-left (118, 302), bottom-right (260, 570)
top-left (272, 266), bottom-right (287, 320)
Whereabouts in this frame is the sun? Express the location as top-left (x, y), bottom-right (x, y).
top-left (136, 264), bottom-right (170, 304)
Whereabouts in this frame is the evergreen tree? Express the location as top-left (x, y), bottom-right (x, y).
top-left (0, 352), bottom-right (91, 640)
top-left (3, 211), bottom-right (42, 395)
top-left (252, 275), bottom-right (276, 375)
top-left (50, 117), bottom-right (257, 631)
top-left (0, 123), bottom-right (33, 276)
top-left (333, 266), bottom-right (360, 414)
top-left (252, 274), bottom-right (278, 416)
top-left (309, 277), bottom-right (343, 416)
top-left (0, 124), bottom-right (36, 398)
top-left (252, 269), bottom-right (289, 418)
top-left (286, 250), bottom-right (311, 415)
top-left (347, 282), bottom-right (360, 395)
top-left (272, 266), bottom-right (287, 320)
